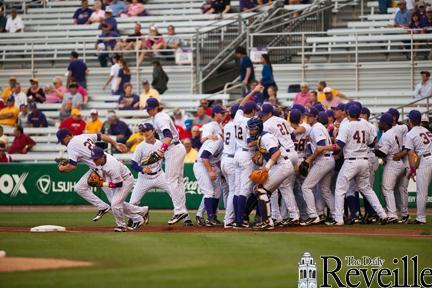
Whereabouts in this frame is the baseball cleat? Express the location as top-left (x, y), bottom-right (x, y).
top-left (272, 219), bottom-right (283, 227)
top-left (196, 216), bottom-right (206, 226)
top-left (387, 217), bottom-right (399, 224)
top-left (114, 226), bottom-right (127, 232)
top-left (224, 222), bottom-right (235, 228)
top-left (130, 218), bottom-right (145, 230)
top-left (183, 219), bottom-right (194, 226)
top-left (398, 215), bottom-right (410, 224)
top-left (141, 206), bottom-right (150, 225)
top-left (252, 220), bottom-right (274, 231)
top-left (233, 221), bottom-right (250, 229)
top-left (407, 219), bottom-right (426, 225)
top-left (319, 214), bottom-right (327, 223)
top-left (300, 217), bottom-right (320, 226)
top-left (127, 218), bottom-right (134, 229)
top-left (379, 217), bottom-right (389, 225)
top-left (205, 219), bottom-right (220, 227)
top-left (325, 219), bottom-right (344, 226)
top-left (214, 218), bottom-right (222, 225)
top-left (167, 213), bottom-right (188, 225)
top-left (282, 218), bottom-right (300, 226)
top-left (92, 207), bottom-right (110, 222)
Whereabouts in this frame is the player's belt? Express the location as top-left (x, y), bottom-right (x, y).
top-left (223, 153), bottom-right (234, 158)
top-left (423, 153), bottom-right (431, 158)
top-left (172, 141), bottom-right (180, 145)
top-left (323, 154), bottom-right (331, 157)
top-left (241, 148), bottom-right (249, 152)
top-left (347, 157), bottom-right (368, 160)
top-left (145, 169), bottom-right (161, 176)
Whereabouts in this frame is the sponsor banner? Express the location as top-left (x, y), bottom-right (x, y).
top-left (0, 164), bottom-right (431, 207)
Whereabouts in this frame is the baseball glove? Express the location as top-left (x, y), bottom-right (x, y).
top-left (141, 150), bottom-right (163, 166)
top-left (249, 169), bottom-right (269, 184)
top-left (56, 158), bottom-right (69, 172)
top-left (87, 171), bottom-right (104, 188)
top-left (298, 161), bottom-right (310, 177)
top-left (252, 151), bottom-right (264, 166)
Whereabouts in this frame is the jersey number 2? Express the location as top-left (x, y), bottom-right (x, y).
top-left (225, 132), bottom-right (231, 145)
top-left (83, 139), bottom-right (95, 151)
top-left (235, 126), bottom-right (243, 140)
top-left (353, 130), bottom-right (366, 144)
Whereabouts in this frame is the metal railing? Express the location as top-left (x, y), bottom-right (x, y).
top-left (369, 94), bottom-right (432, 121)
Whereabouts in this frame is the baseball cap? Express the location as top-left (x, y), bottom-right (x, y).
top-left (379, 112), bottom-right (394, 126)
top-left (323, 87), bottom-right (333, 93)
top-left (138, 122), bottom-right (154, 131)
top-left (326, 109), bottom-right (335, 118)
top-left (289, 109), bottom-right (302, 123)
top-left (348, 104), bottom-right (361, 117)
top-left (387, 108), bottom-right (400, 121)
top-left (29, 78), bottom-right (39, 84)
top-left (318, 111), bottom-right (329, 125)
top-left (9, 76), bottom-right (16, 81)
top-left (56, 128), bottom-right (72, 144)
top-left (332, 103), bottom-right (346, 111)
top-left (105, 6), bottom-right (113, 13)
top-left (361, 107), bottom-right (371, 119)
top-left (90, 109), bottom-right (98, 115)
top-left (28, 102), bottom-right (37, 110)
top-left (142, 79), bottom-right (149, 85)
top-left (90, 147), bottom-right (105, 160)
top-left (143, 97), bottom-right (160, 110)
top-left (305, 107), bottom-right (319, 117)
top-left (408, 110), bottom-right (422, 123)
top-left (258, 103), bottom-right (274, 117)
top-left (212, 105), bottom-right (225, 115)
top-left (7, 95), bottom-right (15, 102)
top-left (350, 101), bottom-right (363, 111)
top-left (71, 108), bottom-right (81, 116)
top-left (230, 103), bottom-right (240, 116)
top-left (291, 104), bottom-right (306, 114)
top-left (421, 114), bottom-right (429, 123)
top-left (313, 103), bottom-right (325, 112)
top-left (420, 71), bottom-right (431, 77)
top-left (243, 101), bottom-right (257, 114)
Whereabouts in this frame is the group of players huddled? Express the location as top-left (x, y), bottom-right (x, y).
top-left (56, 87), bottom-right (432, 231)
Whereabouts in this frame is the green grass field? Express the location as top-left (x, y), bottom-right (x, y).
top-left (0, 211), bottom-right (432, 288)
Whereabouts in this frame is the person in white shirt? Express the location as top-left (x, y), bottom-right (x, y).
top-left (102, 55), bottom-right (121, 95)
top-left (5, 8), bottom-right (24, 33)
top-left (414, 71), bottom-right (432, 99)
top-left (11, 83), bottom-right (27, 108)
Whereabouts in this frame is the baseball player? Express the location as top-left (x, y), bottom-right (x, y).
top-left (405, 110), bottom-right (432, 225)
top-left (259, 103), bottom-right (299, 225)
top-left (221, 104), bottom-right (239, 228)
top-left (90, 147), bottom-right (149, 232)
top-left (233, 93), bottom-right (258, 228)
top-left (247, 117), bottom-right (295, 230)
top-left (313, 104), bottom-right (388, 225)
top-left (193, 132), bottom-right (224, 226)
top-left (300, 108), bottom-right (336, 226)
top-left (143, 98), bottom-right (192, 225)
top-left (374, 112), bottom-right (409, 223)
top-left (56, 128), bottom-right (133, 221)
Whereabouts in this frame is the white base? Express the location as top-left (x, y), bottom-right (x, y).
top-left (30, 225), bottom-right (66, 232)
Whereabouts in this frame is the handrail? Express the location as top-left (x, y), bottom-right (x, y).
top-left (370, 94), bottom-right (432, 120)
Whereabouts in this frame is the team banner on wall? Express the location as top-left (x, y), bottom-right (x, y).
top-left (0, 164), bottom-right (431, 208)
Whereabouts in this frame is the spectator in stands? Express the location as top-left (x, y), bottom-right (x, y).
top-left (87, 0), bottom-right (105, 24)
top-left (59, 102), bottom-right (72, 121)
top-left (85, 109), bottom-right (103, 133)
top-left (10, 83), bottom-right (27, 108)
top-left (139, 79), bottom-right (160, 109)
top-left (293, 82), bottom-right (311, 107)
top-left (0, 126), bottom-right (8, 145)
top-left (77, 83), bottom-right (89, 105)
top-left (173, 108), bottom-right (187, 129)
top-left (27, 78), bottom-right (46, 103)
top-left (139, 25), bottom-right (165, 65)
top-left (67, 51), bottom-right (88, 88)
top-left (0, 96), bottom-right (19, 127)
top-left (240, 0), bottom-right (256, 11)
top-left (118, 83), bottom-right (140, 110)
top-left (394, 0), bottom-right (412, 28)
top-left (378, 0), bottom-right (392, 14)
top-left (414, 70), bottom-right (432, 99)
top-left (201, 0), bottom-right (212, 14)
top-left (115, 22), bottom-right (142, 51)
top-left (60, 108), bottom-right (86, 136)
top-left (190, 124), bottom-right (202, 149)
top-left (45, 77), bottom-right (67, 103)
top-left (152, 60), bottom-right (169, 95)
top-left (183, 138), bottom-right (198, 163)
top-left (101, 7), bottom-right (118, 32)
top-left (5, 8), bottom-right (24, 33)
top-left (164, 25), bottom-right (185, 50)
top-left (117, 58), bottom-right (132, 95)
top-left (194, 105), bottom-right (212, 126)
top-left (110, 0), bottom-right (126, 17)
top-left (235, 46), bottom-right (255, 93)
top-left (126, 125), bottom-right (146, 152)
top-left (206, 0), bottom-right (231, 14)
top-left (243, 80), bottom-right (265, 105)
top-left (0, 3), bottom-right (7, 33)
top-left (1, 76), bottom-right (16, 101)
top-left (18, 104), bottom-right (29, 127)
top-left (260, 54), bottom-right (277, 98)
top-left (106, 111), bottom-right (132, 144)
top-left (73, 0), bottom-right (93, 25)
top-left (416, 2), bottom-right (428, 22)
top-left (425, 7), bottom-right (432, 28)
top-left (0, 143), bottom-right (11, 163)
top-left (321, 87), bottom-right (342, 109)
top-left (199, 99), bottom-right (212, 116)
top-left (103, 54), bottom-right (122, 94)
top-left (267, 85), bottom-right (278, 100)
top-left (7, 125), bottom-right (35, 154)
top-left (62, 83), bottom-right (83, 111)
top-left (309, 90), bottom-right (319, 107)
top-left (96, 23), bottom-right (120, 67)
top-left (124, 0), bottom-right (147, 16)
top-left (316, 81), bottom-right (347, 103)
top-left (27, 102), bottom-right (48, 128)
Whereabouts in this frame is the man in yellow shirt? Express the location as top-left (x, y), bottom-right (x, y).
top-left (126, 125), bottom-right (146, 152)
top-left (316, 80), bottom-right (348, 103)
top-left (85, 109), bottom-right (103, 133)
top-left (0, 96), bottom-right (19, 127)
top-left (1, 76), bottom-right (17, 101)
top-left (183, 138), bottom-right (198, 163)
top-left (139, 79), bottom-right (160, 109)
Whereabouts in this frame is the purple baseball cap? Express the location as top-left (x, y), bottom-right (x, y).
top-left (379, 112), bottom-right (394, 126)
top-left (387, 108), bottom-right (400, 121)
top-left (56, 128), bottom-right (72, 144)
top-left (318, 111), bottom-right (329, 125)
top-left (230, 103), bottom-right (240, 116)
top-left (291, 104), bottom-right (306, 114)
top-left (138, 122), bottom-right (154, 131)
top-left (305, 107), bottom-right (319, 117)
top-left (90, 147), bottom-right (105, 160)
top-left (332, 103), bottom-right (346, 111)
top-left (212, 105), bottom-right (225, 114)
top-left (243, 101), bottom-right (257, 114)
top-left (348, 104), bottom-right (361, 117)
top-left (313, 103), bottom-right (325, 112)
top-left (408, 110), bottom-right (421, 123)
top-left (143, 98), bottom-right (160, 110)
top-left (326, 109), bottom-right (335, 118)
top-left (289, 109), bottom-right (302, 123)
top-left (258, 103), bottom-right (274, 117)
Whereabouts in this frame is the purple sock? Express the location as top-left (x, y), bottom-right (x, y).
top-left (237, 195), bottom-right (247, 224)
top-left (346, 195), bottom-right (357, 219)
top-left (212, 198), bottom-right (219, 217)
top-left (204, 198), bottom-right (214, 219)
top-left (354, 192), bottom-right (361, 216)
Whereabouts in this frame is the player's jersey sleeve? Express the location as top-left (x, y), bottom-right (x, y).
top-left (336, 123), bottom-right (349, 144)
top-left (105, 156), bottom-right (123, 183)
top-left (314, 125), bottom-right (328, 144)
top-left (132, 142), bottom-right (144, 163)
top-left (202, 140), bottom-right (217, 156)
top-left (262, 133), bottom-right (279, 152)
top-left (234, 109), bottom-right (244, 122)
top-left (67, 145), bottom-right (80, 164)
top-left (154, 114), bottom-right (171, 133)
top-left (404, 131), bottom-right (415, 151)
top-left (377, 133), bottom-right (392, 154)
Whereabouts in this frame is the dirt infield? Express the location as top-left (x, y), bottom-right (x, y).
top-left (0, 225), bottom-right (431, 238)
top-left (0, 257), bottom-right (92, 272)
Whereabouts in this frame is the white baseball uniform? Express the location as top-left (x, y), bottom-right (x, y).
top-left (376, 125), bottom-right (409, 219)
top-left (151, 112), bottom-right (188, 215)
top-left (301, 122), bottom-right (336, 219)
top-left (221, 120), bottom-right (237, 225)
top-left (404, 126), bottom-right (432, 223)
top-left (334, 119), bottom-right (387, 223)
top-left (201, 121), bottom-right (222, 139)
top-left (95, 154), bottom-right (146, 227)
